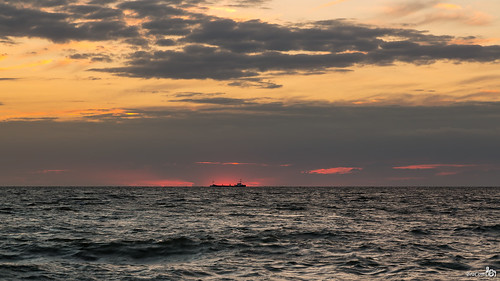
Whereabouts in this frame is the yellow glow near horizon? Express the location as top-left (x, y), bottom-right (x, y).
top-left (0, 59), bottom-right (53, 71)
top-left (435, 3), bottom-right (463, 10)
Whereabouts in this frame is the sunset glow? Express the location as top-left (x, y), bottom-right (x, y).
top-left (1, 0), bottom-right (500, 186)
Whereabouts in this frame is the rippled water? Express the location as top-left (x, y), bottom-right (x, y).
top-left (1, 186), bottom-right (499, 280)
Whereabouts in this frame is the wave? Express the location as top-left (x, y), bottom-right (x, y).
top-left (418, 259), bottom-right (471, 271)
top-left (0, 207), bottom-right (14, 214)
top-left (454, 224), bottom-right (500, 233)
top-left (72, 237), bottom-right (214, 261)
top-left (8, 237), bottom-right (217, 263)
top-left (0, 264), bottom-right (48, 281)
top-left (242, 229), bottom-right (342, 244)
top-left (407, 228), bottom-right (433, 235)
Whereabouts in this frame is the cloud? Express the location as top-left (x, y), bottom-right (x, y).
top-left (393, 164), bottom-right (477, 170)
top-left (0, 2), bottom-right (139, 43)
top-left (1, 1), bottom-right (499, 82)
top-left (418, 11), bottom-right (493, 26)
top-left (2, 0), bottom-right (79, 7)
top-left (0, 36), bottom-right (15, 44)
top-left (383, 0), bottom-right (493, 26)
top-left (227, 78), bottom-right (283, 89)
top-left (383, 0), bottom-right (436, 17)
top-left (35, 169), bottom-right (68, 174)
top-left (304, 167), bottom-right (363, 174)
top-left (69, 53), bottom-right (113, 63)
top-left (2, 102), bottom-right (500, 185)
top-left (62, 4), bottom-right (124, 20)
top-left (173, 92), bottom-right (223, 97)
top-left (196, 161), bottom-right (265, 166)
top-left (459, 75), bottom-right (500, 86)
top-left (93, 16), bottom-right (500, 80)
top-left (226, 0), bottom-right (271, 8)
top-left (393, 163), bottom-right (485, 177)
top-left (342, 90), bottom-right (500, 106)
top-left (173, 97), bottom-right (256, 105)
top-left (95, 40), bottom-right (500, 80)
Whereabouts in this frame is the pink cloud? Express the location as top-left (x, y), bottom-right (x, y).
top-left (196, 161), bottom-right (293, 167)
top-left (196, 161), bottom-right (260, 165)
top-left (304, 167), bottom-right (363, 175)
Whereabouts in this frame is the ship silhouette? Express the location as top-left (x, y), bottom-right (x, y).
top-left (210, 179), bottom-right (246, 187)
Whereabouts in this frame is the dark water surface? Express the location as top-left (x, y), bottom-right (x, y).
top-left (0, 186), bottom-right (499, 280)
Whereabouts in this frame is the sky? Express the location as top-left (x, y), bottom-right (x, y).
top-left (1, 0), bottom-right (500, 186)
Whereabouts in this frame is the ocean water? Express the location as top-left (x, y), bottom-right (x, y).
top-left (0, 186), bottom-right (499, 280)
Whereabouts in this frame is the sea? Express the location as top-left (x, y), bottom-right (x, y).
top-left (0, 186), bottom-right (499, 280)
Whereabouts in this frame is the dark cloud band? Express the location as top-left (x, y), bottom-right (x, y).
top-left (2, 1), bottom-right (500, 81)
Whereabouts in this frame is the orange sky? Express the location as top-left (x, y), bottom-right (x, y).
top-left (1, 0), bottom-right (500, 186)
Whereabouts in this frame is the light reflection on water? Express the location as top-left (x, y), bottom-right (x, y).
top-left (0, 186), bottom-right (499, 280)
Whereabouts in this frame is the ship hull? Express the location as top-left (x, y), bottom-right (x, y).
top-left (210, 184), bottom-right (246, 187)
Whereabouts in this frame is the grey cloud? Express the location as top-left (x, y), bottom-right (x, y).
top-left (183, 19), bottom-right (385, 53)
top-left (63, 5), bottom-right (124, 20)
top-left (117, 0), bottom-right (187, 18)
top-left (0, 78), bottom-right (19, 81)
top-left (92, 44), bottom-right (365, 80)
top-left (228, 78), bottom-right (282, 89)
top-left (156, 39), bottom-right (177, 46)
top-left (458, 91), bottom-right (500, 101)
top-left (2, 0), bottom-right (79, 7)
top-left (370, 42), bottom-right (500, 64)
top-left (344, 92), bottom-right (500, 106)
top-left (173, 97), bottom-right (256, 105)
top-left (225, 0), bottom-right (271, 8)
top-left (0, 2), bottom-right (139, 42)
top-left (88, 0), bottom-right (118, 4)
top-left (0, 36), bottom-right (16, 44)
top-left (69, 53), bottom-right (113, 63)
top-left (0, 3), bottom-right (70, 41)
top-left (173, 92), bottom-right (222, 97)
top-left (2, 1), bottom-right (500, 82)
top-left (123, 37), bottom-right (150, 47)
top-left (94, 39), bottom-right (500, 80)
top-left (1, 102), bottom-right (500, 186)
top-left (182, 18), bottom-right (452, 54)
top-left (459, 75), bottom-right (500, 85)
top-left (96, 15), bottom-right (500, 80)
top-left (143, 18), bottom-right (201, 36)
